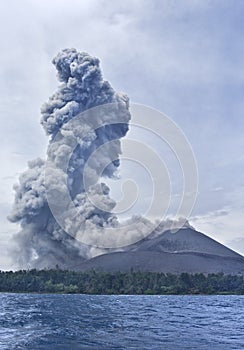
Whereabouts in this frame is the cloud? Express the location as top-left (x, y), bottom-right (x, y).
top-left (8, 48), bottom-right (135, 268)
top-left (1, 0), bottom-right (244, 267)
top-left (191, 207), bottom-right (244, 255)
top-left (227, 237), bottom-right (244, 256)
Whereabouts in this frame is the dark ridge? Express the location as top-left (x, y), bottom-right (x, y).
top-left (75, 228), bottom-right (244, 275)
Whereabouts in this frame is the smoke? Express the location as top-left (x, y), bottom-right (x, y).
top-left (8, 48), bottom-right (134, 269)
top-left (9, 49), bottom-right (154, 268)
top-left (9, 48), bottom-right (194, 270)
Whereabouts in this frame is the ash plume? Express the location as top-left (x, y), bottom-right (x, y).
top-left (8, 48), bottom-right (133, 269)
top-left (9, 48), bottom-right (195, 270)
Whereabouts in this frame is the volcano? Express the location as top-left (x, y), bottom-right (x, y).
top-left (77, 228), bottom-right (244, 275)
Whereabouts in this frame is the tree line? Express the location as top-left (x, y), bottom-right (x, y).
top-left (0, 269), bottom-right (243, 294)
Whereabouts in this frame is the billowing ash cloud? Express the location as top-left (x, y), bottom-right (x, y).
top-left (9, 48), bottom-right (192, 270)
top-left (8, 48), bottom-right (133, 269)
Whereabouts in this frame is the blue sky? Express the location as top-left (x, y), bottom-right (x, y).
top-left (1, 0), bottom-right (244, 268)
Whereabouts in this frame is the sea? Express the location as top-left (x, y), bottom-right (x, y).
top-left (0, 294), bottom-right (243, 349)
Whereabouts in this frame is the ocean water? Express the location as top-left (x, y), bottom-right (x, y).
top-left (0, 294), bottom-right (243, 349)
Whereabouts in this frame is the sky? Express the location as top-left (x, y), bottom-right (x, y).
top-left (1, 0), bottom-right (244, 269)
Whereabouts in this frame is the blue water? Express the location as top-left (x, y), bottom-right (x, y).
top-left (0, 294), bottom-right (243, 349)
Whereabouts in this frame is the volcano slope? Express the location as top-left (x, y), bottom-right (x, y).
top-left (77, 228), bottom-right (244, 275)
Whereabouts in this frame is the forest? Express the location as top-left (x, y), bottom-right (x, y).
top-left (0, 270), bottom-right (243, 294)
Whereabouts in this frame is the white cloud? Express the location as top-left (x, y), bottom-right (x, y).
top-left (192, 208), bottom-right (244, 255)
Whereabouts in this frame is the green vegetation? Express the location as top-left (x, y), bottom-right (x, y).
top-left (0, 270), bottom-right (243, 294)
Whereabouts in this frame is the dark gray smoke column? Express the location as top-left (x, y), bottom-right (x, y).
top-left (9, 48), bottom-right (131, 269)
